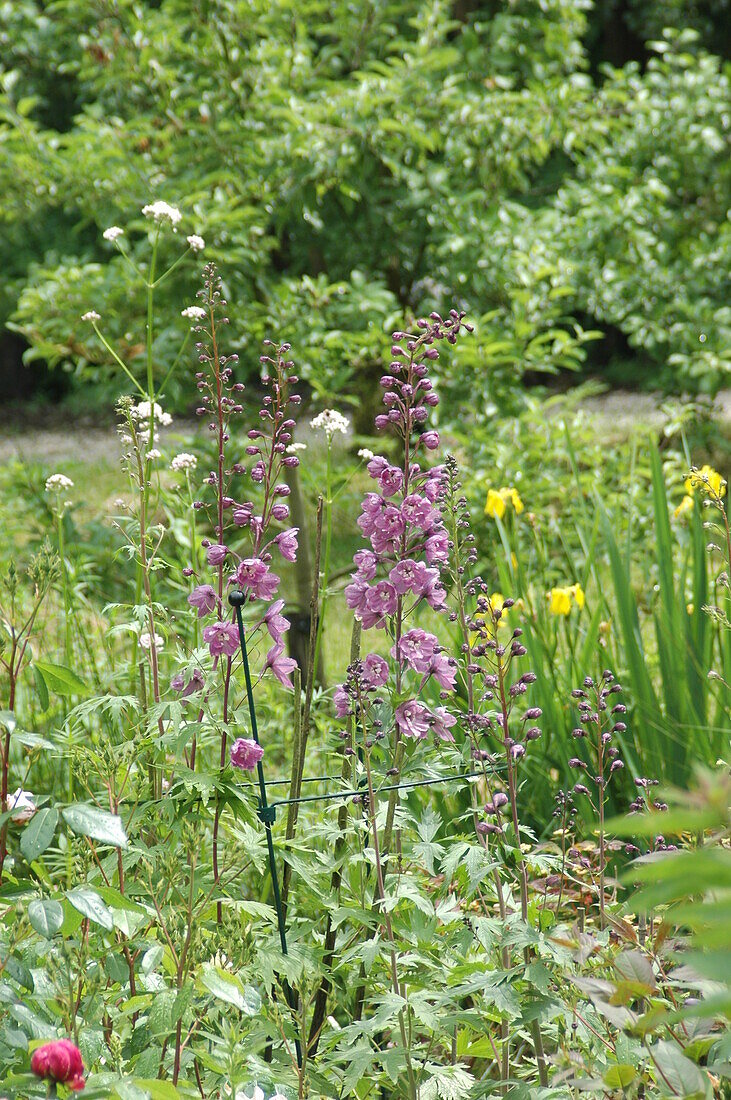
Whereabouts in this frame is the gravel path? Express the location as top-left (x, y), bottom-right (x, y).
top-left (1, 391), bottom-right (729, 464)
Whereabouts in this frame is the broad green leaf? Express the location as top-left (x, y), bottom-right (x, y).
top-left (603, 1064), bottom-right (637, 1088)
top-left (200, 965), bottom-right (261, 1015)
top-left (62, 804), bottom-right (128, 847)
top-left (650, 1039), bottom-right (711, 1098)
top-left (33, 660), bottom-right (89, 698)
top-left (66, 888), bottom-right (114, 931)
top-left (27, 898), bottom-right (64, 938)
top-left (132, 1083), bottom-right (181, 1100)
top-left (20, 807), bottom-right (58, 861)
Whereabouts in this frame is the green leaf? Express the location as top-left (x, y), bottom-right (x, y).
top-left (603, 1064), bottom-right (637, 1088)
top-left (62, 804), bottom-right (128, 847)
top-left (132, 1082), bottom-right (181, 1099)
top-left (33, 665), bottom-right (49, 711)
top-left (651, 1039), bottom-right (711, 1098)
top-left (27, 898), bottom-right (64, 938)
top-left (20, 807), bottom-right (58, 861)
top-left (33, 660), bottom-right (89, 698)
top-left (66, 888), bottom-right (114, 931)
top-left (200, 966), bottom-right (261, 1015)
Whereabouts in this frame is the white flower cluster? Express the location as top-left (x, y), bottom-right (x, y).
top-left (358, 448), bottom-right (375, 461)
top-left (139, 631), bottom-right (164, 652)
top-left (171, 452), bottom-right (198, 471)
top-left (81, 310), bottom-right (101, 322)
top-left (142, 200), bottom-right (182, 227)
top-left (103, 226), bottom-right (124, 242)
top-left (131, 400), bottom-right (173, 427)
top-left (186, 234), bottom-right (205, 251)
top-left (285, 442), bottom-right (307, 454)
top-left (45, 473), bottom-right (74, 493)
top-left (181, 305), bottom-right (206, 321)
top-left (310, 409), bottom-right (350, 438)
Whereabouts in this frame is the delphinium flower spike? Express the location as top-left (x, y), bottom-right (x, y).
top-left (569, 670), bottom-right (626, 926)
top-left (335, 310), bottom-right (472, 845)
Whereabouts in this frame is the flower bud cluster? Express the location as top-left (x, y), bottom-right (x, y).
top-left (568, 671), bottom-right (625, 799)
top-left (624, 775), bottom-right (675, 856)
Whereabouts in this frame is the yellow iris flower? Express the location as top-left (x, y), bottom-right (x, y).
top-left (547, 583), bottom-right (585, 616)
top-left (685, 465), bottom-right (726, 499)
top-left (485, 486), bottom-right (524, 519)
top-left (675, 465), bottom-right (726, 518)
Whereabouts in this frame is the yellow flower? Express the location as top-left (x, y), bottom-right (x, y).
top-left (685, 465), bottom-right (726, 499)
top-left (485, 486), bottom-right (524, 519)
top-left (674, 495), bottom-right (694, 518)
top-left (548, 587), bottom-right (572, 615)
top-left (547, 584), bottom-right (585, 616)
top-left (686, 602), bottom-right (694, 615)
top-left (485, 489), bottom-right (506, 519)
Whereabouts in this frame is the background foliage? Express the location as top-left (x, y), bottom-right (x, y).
top-left (0, 0), bottom-right (729, 406)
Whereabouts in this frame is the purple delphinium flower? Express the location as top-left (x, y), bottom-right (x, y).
top-left (188, 584), bottom-right (218, 618)
top-left (230, 737), bottom-right (264, 771)
top-left (171, 667), bottom-right (205, 699)
top-left (202, 622), bottom-right (240, 658)
top-left (336, 311), bottom-right (471, 753)
top-left (264, 642), bottom-right (298, 688)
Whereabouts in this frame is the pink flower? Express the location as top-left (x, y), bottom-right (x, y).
top-left (203, 621), bottom-right (240, 657)
top-left (395, 700), bottom-right (431, 740)
top-left (363, 653), bottom-right (389, 687)
top-left (425, 531), bottom-right (449, 564)
top-left (392, 628), bottom-right (439, 672)
top-left (428, 651), bottom-right (457, 690)
top-left (264, 641), bottom-right (297, 688)
top-left (334, 685), bottom-right (350, 717)
top-left (357, 493), bottom-right (384, 538)
top-left (389, 559), bottom-right (428, 596)
top-left (276, 527), bottom-right (299, 561)
top-left (354, 549), bottom-right (378, 581)
top-left (230, 737), bottom-right (264, 771)
top-left (207, 543), bottom-right (229, 566)
top-left (345, 576), bottom-right (370, 615)
top-left (420, 430), bottom-right (440, 450)
top-left (31, 1039), bottom-right (85, 1090)
top-left (401, 494), bottom-right (437, 530)
top-left (264, 599), bottom-right (290, 645)
top-left (377, 465), bottom-right (403, 497)
top-left (271, 502), bottom-right (290, 521)
top-left (233, 504), bottom-right (253, 527)
top-left (366, 455), bottom-right (390, 480)
top-left (171, 668), bottom-right (205, 698)
top-left (362, 581), bottom-right (398, 628)
top-left (236, 558), bottom-right (280, 600)
top-left (432, 706), bottom-right (457, 742)
top-left (422, 567), bottom-right (447, 609)
top-left (188, 584), bottom-right (217, 618)
top-left (370, 504), bottom-right (405, 553)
